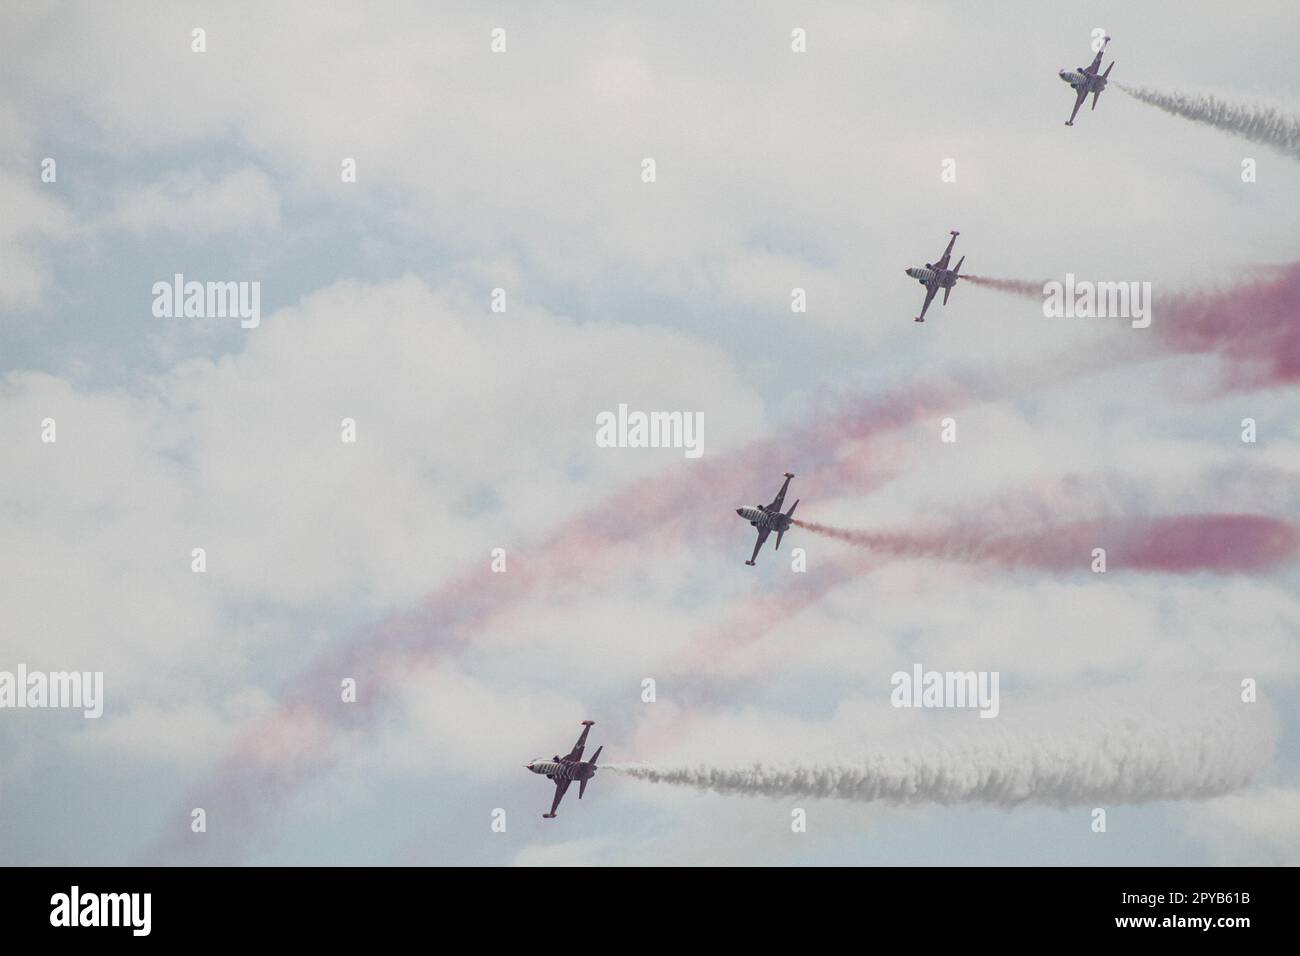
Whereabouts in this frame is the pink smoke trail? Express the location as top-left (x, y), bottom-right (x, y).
top-left (965, 261), bottom-right (1300, 388)
top-left (629, 509), bottom-right (1298, 771)
top-left (661, 507), bottom-right (1299, 684)
top-left (794, 514), bottom-right (1299, 574)
top-left (1158, 261), bottom-right (1300, 388)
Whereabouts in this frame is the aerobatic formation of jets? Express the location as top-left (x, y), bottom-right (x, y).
top-left (898, 37), bottom-right (1117, 325)
top-left (526, 721), bottom-right (603, 818)
top-left (533, 34), bottom-right (1132, 821)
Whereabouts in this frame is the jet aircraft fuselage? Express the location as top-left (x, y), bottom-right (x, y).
top-left (1060, 36), bottom-right (1114, 125)
top-left (905, 265), bottom-right (960, 289)
top-left (736, 473), bottom-right (799, 565)
top-left (736, 505), bottom-right (794, 533)
top-left (527, 720), bottom-right (602, 818)
top-left (905, 231), bottom-right (964, 322)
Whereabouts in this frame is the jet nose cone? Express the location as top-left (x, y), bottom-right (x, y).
top-left (736, 508), bottom-right (744, 516)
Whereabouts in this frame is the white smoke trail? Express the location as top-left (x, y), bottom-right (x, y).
top-left (1117, 84), bottom-right (1300, 160)
top-left (606, 686), bottom-right (1274, 807)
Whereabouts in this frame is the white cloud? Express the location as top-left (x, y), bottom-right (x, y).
top-left (0, 275), bottom-right (766, 775)
top-left (0, 172), bottom-right (73, 311)
top-left (106, 166), bottom-right (281, 236)
top-left (1185, 787), bottom-right (1300, 864)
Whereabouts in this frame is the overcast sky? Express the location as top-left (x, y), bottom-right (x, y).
top-left (2, 1), bottom-right (1298, 865)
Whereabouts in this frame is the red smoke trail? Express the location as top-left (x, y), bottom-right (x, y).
top-left (965, 261), bottom-right (1300, 388)
top-left (662, 508), bottom-right (1299, 684)
top-left (1159, 262), bottom-right (1300, 388)
top-left (794, 514), bottom-right (1299, 574)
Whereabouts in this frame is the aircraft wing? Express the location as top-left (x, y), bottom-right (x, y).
top-left (1067, 86), bottom-right (1088, 124)
top-left (766, 473), bottom-right (794, 512)
top-left (546, 778), bottom-right (571, 817)
top-left (1084, 38), bottom-right (1110, 75)
top-left (749, 527), bottom-right (771, 564)
top-left (934, 233), bottom-right (957, 270)
top-left (566, 722), bottom-right (593, 761)
top-left (917, 284), bottom-right (939, 321)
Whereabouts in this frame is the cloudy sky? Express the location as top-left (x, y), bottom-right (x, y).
top-left (2, 0), bottom-right (1298, 866)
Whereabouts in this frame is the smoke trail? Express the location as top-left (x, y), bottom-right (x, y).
top-left (1117, 84), bottom-right (1300, 160)
top-left (606, 687), bottom-right (1275, 807)
top-left (1160, 261), bottom-right (1300, 388)
top-left (793, 514), bottom-right (1300, 575)
top-left (662, 463), bottom-right (1300, 685)
top-left (957, 261), bottom-right (1300, 388)
top-left (963, 275), bottom-right (1046, 298)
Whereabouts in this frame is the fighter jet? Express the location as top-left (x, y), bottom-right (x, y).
top-left (736, 472), bottom-right (799, 566)
top-left (526, 720), bottom-right (602, 819)
top-left (905, 231), bottom-right (964, 323)
top-left (1060, 36), bottom-right (1114, 126)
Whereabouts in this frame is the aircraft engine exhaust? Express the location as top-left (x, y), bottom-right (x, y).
top-left (1116, 84), bottom-right (1300, 160)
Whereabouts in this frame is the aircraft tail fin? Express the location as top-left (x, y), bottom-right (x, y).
top-left (944, 258), bottom-right (962, 305)
top-left (579, 747), bottom-right (601, 800)
top-left (775, 499), bottom-right (798, 551)
top-left (1102, 61), bottom-right (1114, 79)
